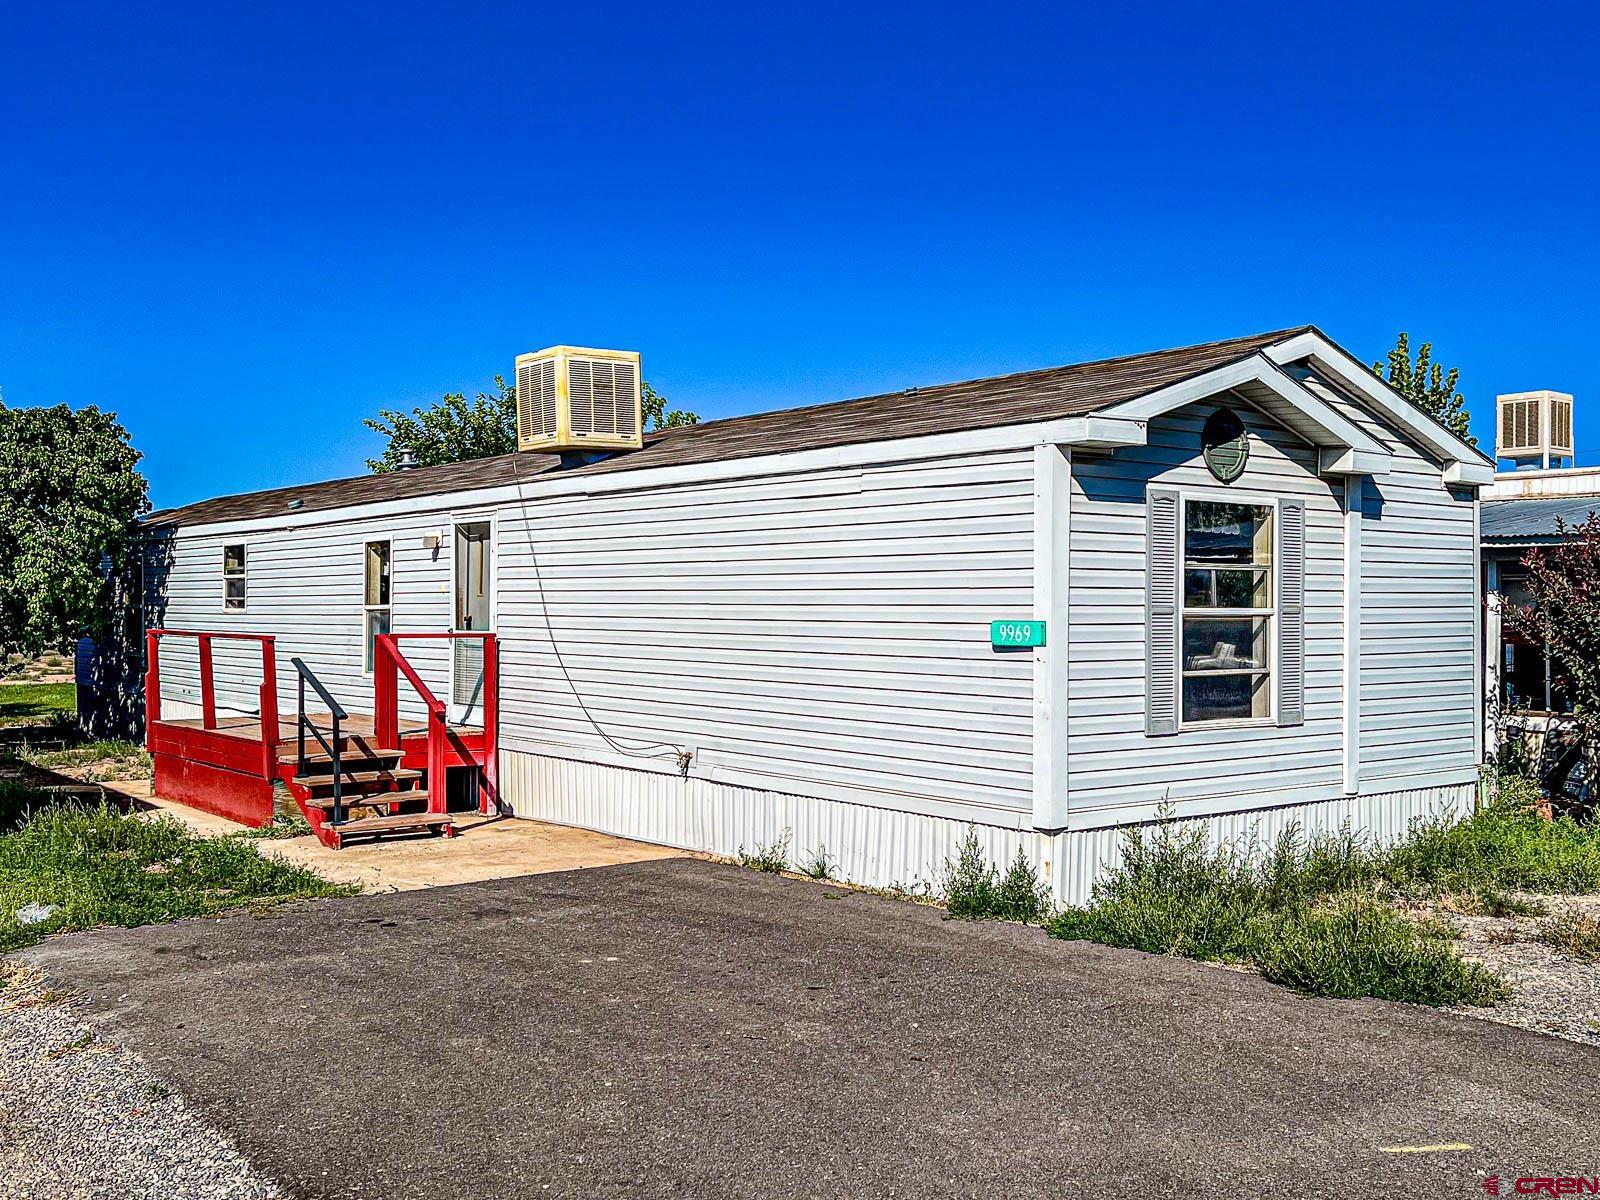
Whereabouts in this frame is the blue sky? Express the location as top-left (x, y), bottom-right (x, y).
top-left (2, 2), bottom-right (1596, 509)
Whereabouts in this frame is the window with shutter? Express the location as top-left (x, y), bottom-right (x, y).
top-left (1179, 499), bottom-right (1274, 724)
top-left (1146, 488), bottom-right (1180, 735)
top-left (1276, 499), bottom-right (1306, 727)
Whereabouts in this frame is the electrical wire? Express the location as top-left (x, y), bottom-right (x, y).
top-left (504, 444), bottom-right (689, 766)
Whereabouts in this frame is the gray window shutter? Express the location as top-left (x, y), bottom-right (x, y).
top-left (1277, 498), bottom-right (1306, 727)
top-left (1146, 487), bottom-right (1180, 736)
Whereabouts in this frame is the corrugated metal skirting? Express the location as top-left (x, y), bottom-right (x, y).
top-left (503, 749), bottom-right (1476, 906)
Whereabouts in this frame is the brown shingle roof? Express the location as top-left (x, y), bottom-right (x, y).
top-left (146, 326), bottom-right (1313, 528)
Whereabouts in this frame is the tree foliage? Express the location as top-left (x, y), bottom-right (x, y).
top-left (0, 401), bottom-right (149, 658)
top-left (366, 376), bottom-right (698, 472)
top-left (365, 377), bottom-right (520, 472)
top-left (1503, 514), bottom-right (1600, 766)
top-left (1371, 332), bottom-right (1475, 447)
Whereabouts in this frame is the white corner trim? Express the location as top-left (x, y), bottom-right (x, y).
top-left (1031, 444), bottom-right (1071, 831)
top-left (1343, 476), bottom-right (1363, 795)
top-left (1263, 331), bottom-right (1494, 479)
top-left (1097, 352), bottom-right (1389, 466)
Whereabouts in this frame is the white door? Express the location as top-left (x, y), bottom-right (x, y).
top-left (450, 520), bottom-right (493, 723)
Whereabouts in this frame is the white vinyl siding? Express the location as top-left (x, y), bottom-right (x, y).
top-left (1068, 404), bottom-right (1346, 820)
top-left (1307, 381), bottom-right (1480, 785)
top-left (145, 516), bottom-right (457, 725)
top-left (493, 449), bottom-right (1037, 825)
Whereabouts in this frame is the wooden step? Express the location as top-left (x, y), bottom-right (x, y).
top-left (300, 791), bottom-right (431, 811)
top-left (327, 811), bottom-right (453, 836)
top-left (292, 768), bottom-right (422, 792)
top-left (296, 748), bottom-right (403, 769)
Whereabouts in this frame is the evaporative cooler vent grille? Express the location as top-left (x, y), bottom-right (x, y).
top-left (515, 357), bottom-right (558, 444)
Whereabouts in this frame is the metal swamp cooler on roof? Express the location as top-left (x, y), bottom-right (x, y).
top-left (1496, 389), bottom-right (1574, 470)
top-left (514, 346), bottom-right (644, 453)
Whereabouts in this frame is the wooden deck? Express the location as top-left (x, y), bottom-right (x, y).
top-left (157, 712), bottom-right (448, 758)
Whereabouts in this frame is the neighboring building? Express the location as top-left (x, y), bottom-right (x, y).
top-left (1482, 392), bottom-right (1594, 724)
top-left (115, 327), bottom-right (1493, 902)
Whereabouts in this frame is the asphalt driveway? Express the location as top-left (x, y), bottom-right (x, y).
top-left (17, 858), bottom-right (1600, 1198)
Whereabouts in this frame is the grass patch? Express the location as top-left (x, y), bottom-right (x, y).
top-left (1537, 907), bottom-right (1600, 962)
top-left (19, 739), bottom-right (150, 782)
top-left (736, 830), bottom-right (790, 874)
top-left (1384, 800), bottom-right (1600, 896)
top-left (1047, 817), bottom-right (1511, 1007)
top-left (0, 682), bottom-right (75, 721)
top-left (0, 797), bottom-right (358, 952)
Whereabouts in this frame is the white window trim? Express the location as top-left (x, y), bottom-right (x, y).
top-left (1176, 489), bottom-right (1281, 731)
top-left (361, 536), bottom-right (394, 677)
top-left (446, 511), bottom-right (499, 722)
top-left (222, 543), bottom-right (247, 613)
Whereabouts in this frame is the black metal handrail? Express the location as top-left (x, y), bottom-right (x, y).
top-left (290, 657), bottom-right (349, 827)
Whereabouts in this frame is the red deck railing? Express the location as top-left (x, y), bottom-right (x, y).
top-left (145, 628), bottom-right (280, 778)
top-left (373, 632), bottom-right (498, 815)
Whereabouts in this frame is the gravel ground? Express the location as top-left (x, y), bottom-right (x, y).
top-left (1449, 893), bottom-right (1600, 1047)
top-left (0, 965), bottom-right (280, 1200)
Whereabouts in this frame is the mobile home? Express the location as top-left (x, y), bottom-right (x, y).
top-left (120, 327), bottom-right (1493, 900)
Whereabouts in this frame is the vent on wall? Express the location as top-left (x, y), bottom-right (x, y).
top-left (514, 346), bottom-right (643, 453)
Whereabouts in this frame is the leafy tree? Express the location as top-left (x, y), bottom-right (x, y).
top-left (367, 376), bottom-right (698, 473)
top-left (0, 401), bottom-right (149, 658)
top-left (365, 377), bottom-right (519, 472)
top-left (642, 381), bottom-right (698, 430)
top-left (1371, 332), bottom-right (1476, 447)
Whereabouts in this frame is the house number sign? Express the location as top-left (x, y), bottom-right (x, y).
top-left (990, 620), bottom-right (1046, 648)
top-left (1202, 407), bottom-right (1249, 483)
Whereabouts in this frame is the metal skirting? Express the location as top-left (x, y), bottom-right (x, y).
top-left (501, 749), bottom-right (1477, 906)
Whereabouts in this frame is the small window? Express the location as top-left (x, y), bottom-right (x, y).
top-left (1181, 500), bottom-right (1273, 724)
top-left (363, 540), bottom-right (392, 673)
top-left (223, 544), bottom-right (247, 610)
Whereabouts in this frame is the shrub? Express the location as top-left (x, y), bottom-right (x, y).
top-left (1048, 821), bottom-right (1259, 959)
top-left (943, 828), bottom-right (998, 919)
top-left (736, 830), bottom-right (790, 874)
top-left (1250, 894), bottom-right (1509, 1007)
top-left (1536, 907), bottom-right (1600, 962)
top-left (991, 847), bottom-right (1053, 924)
top-left (1046, 816), bottom-right (1510, 1008)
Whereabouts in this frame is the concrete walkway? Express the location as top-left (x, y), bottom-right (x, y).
top-left (19, 858), bottom-right (1600, 1199)
top-left (125, 783), bottom-right (683, 892)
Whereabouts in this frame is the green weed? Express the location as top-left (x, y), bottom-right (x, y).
top-left (800, 845), bottom-right (836, 880)
top-left (737, 830), bottom-right (790, 874)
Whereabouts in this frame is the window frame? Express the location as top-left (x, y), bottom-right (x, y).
top-left (222, 543), bottom-right (247, 612)
top-left (361, 536), bottom-right (394, 676)
top-left (1177, 490), bottom-right (1280, 731)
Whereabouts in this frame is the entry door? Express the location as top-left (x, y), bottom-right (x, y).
top-left (451, 520), bottom-right (493, 719)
